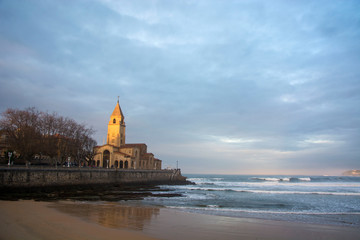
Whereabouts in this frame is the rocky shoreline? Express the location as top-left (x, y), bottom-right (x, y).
top-left (0, 181), bottom-right (194, 201)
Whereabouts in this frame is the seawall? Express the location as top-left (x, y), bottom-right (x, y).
top-left (0, 167), bottom-right (188, 188)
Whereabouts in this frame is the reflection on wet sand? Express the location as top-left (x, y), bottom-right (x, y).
top-left (50, 202), bottom-right (160, 231)
top-left (47, 201), bottom-right (360, 240)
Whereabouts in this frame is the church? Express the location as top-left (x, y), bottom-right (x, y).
top-left (93, 100), bottom-right (162, 170)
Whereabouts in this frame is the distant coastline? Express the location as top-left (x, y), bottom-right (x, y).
top-left (342, 170), bottom-right (360, 176)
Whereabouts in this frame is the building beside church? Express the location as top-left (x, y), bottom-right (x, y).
top-left (93, 100), bottom-right (162, 170)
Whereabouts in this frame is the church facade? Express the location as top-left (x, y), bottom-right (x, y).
top-left (93, 100), bottom-right (162, 170)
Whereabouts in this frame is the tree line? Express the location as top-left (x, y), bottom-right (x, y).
top-left (0, 107), bottom-right (97, 167)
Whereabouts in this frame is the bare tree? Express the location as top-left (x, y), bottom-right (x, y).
top-left (80, 134), bottom-right (97, 166)
top-left (0, 107), bottom-right (97, 167)
top-left (0, 108), bottom-right (42, 166)
top-left (39, 112), bottom-right (59, 166)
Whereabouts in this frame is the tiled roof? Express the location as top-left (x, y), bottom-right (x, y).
top-left (121, 143), bottom-right (147, 148)
top-left (94, 144), bottom-right (119, 149)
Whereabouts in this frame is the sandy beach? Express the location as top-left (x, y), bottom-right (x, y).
top-left (0, 200), bottom-right (158, 240)
top-left (1, 200), bottom-right (359, 240)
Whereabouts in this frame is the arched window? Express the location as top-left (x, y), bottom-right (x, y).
top-left (113, 118), bottom-right (116, 123)
top-left (120, 161), bottom-right (124, 169)
top-left (103, 150), bottom-right (110, 168)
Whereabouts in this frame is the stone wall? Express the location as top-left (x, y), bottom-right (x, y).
top-left (0, 167), bottom-right (187, 188)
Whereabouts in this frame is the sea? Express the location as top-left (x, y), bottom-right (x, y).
top-left (140, 174), bottom-right (360, 227)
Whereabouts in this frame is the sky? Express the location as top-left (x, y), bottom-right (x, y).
top-left (0, 0), bottom-right (359, 175)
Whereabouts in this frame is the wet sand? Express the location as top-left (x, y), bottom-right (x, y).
top-left (0, 200), bottom-right (158, 240)
top-left (1, 200), bottom-right (359, 240)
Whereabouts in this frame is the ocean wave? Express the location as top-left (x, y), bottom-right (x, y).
top-left (250, 177), bottom-right (311, 182)
top-left (182, 187), bottom-right (234, 192)
top-left (299, 177), bottom-right (311, 181)
top-left (236, 190), bottom-right (360, 196)
top-left (187, 178), bottom-right (207, 182)
top-left (182, 186), bottom-right (360, 196)
top-left (250, 177), bottom-right (280, 182)
top-left (187, 178), bottom-right (224, 183)
top-left (210, 178), bottom-right (224, 181)
top-left (166, 206), bottom-right (360, 215)
top-left (185, 193), bottom-right (209, 200)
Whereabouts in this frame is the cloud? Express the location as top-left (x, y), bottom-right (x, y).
top-left (99, 0), bottom-right (166, 25)
top-left (0, 0), bottom-right (359, 174)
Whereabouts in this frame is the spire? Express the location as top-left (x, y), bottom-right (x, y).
top-left (111, 98), bottom-right (124, 120)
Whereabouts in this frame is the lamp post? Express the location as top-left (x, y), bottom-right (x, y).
top-left (13, 151), bottom-right (16, 165)
top-left (8, 152), bottom-right (12, 166)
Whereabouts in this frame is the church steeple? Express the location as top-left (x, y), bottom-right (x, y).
top-left (110, 97), bottom-right (124, 124)
top-left (107, 98), bottom-right (126, 147)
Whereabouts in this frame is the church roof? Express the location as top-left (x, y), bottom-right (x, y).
top-left (121, 143), bottom-right (147, 148)
top-left (111, 100), bottom-right (124, 119)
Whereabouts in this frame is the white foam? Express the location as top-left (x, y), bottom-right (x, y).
top-left (207, 205), bottom-right (220, 208)
top-left (251, 177), bottom-right (280, 181)
top-left (166, 206), bottom-right (360, 215)
top-left (250, 177), bottom-right (313, 182)
top-left (187, 178), bottom-right (207, 182)
top-left (210, 178), bottom-right (224, 181)
top-left (298, 177), bottom-right (311, 181)
top-left (185, 193), bottom-right (208, 200)
top-left (234, 189), bottom-right (360, 196)
top-left (179, 186), bottom-right (360, 196)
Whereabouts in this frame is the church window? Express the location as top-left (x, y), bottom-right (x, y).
top-left (113, 118), bottom-right (116, 123)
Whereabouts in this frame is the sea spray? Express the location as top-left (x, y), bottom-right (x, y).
top-left (141, 174), bottom-right (360, 226)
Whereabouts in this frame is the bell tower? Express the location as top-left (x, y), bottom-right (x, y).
top-left (107, 98), bottom-right (126, 147)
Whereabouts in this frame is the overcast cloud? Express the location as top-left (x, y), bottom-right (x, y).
top-left (1, 0), bottom-right (359, 174)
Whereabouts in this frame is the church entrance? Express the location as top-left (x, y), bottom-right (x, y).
top-left (103, 150), bottom-right (110, 168)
